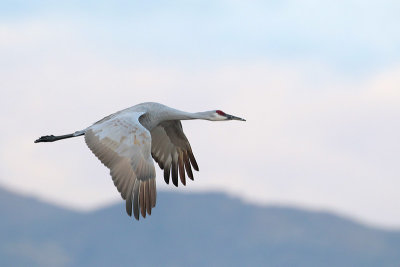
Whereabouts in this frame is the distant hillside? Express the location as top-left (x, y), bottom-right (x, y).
top-left (1, 187), bottom-right (399, 267)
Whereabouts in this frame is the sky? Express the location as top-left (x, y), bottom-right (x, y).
top-left (1, 0), bottom-right (400, 229)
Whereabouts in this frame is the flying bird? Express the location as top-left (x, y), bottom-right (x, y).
top-left (35, 102), bottom-right (246, 220)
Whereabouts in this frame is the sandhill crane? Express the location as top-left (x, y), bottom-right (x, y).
top-left (35, 102), bottom-right (246, 220)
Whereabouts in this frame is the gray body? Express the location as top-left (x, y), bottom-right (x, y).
top-left (35, 102), bottom-right (245, 220)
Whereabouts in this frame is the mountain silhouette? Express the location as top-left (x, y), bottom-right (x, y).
top-left (1, 187), bottom-right (399, 267)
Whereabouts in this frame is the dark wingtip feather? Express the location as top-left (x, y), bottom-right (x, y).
top-left (188, 151), bottom-right (199, 171)
top-left (171, 160), bottom-right (178, 187)
top-left (126, 198), bottom-right (132, 217)
top-left (178, 152), bottom-right (186, 186)
top-left (145, 181), bottom-right (151, 215)
top-left (139, 182), bottom-right (146, 218)
top-left (164, 167), bottom-right (170, 184)
top-left (183, 151), bottom-right (194, 180)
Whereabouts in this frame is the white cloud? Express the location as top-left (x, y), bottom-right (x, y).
top-left (0, 21), bottom-right (47, 47)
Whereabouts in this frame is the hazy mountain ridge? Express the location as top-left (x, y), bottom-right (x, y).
top-left (1, 187), bottom-right (400, 267)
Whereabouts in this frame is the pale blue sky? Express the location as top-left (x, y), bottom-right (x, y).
top-left (1, 0), bottom-right (400, 72)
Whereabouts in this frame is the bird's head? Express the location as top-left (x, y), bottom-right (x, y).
top-left (210, 110), bottom-right (246, 121)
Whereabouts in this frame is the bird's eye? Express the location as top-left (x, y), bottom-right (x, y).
top-left (216, 110), bottom-right (226, 116)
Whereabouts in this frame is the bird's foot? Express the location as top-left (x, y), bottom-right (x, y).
top-left (34, 135), bottom-right (56, 143)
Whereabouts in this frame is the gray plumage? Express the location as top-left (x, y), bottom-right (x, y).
top-left (35, 102), bottom-right (245, 220)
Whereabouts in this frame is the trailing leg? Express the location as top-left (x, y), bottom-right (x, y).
top-left (34, 131), bottom-right (85, 143)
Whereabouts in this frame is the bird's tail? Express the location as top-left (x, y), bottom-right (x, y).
top-left (34, 130), bottom-right (85, 143)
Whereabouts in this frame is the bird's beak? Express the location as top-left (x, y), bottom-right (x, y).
top-left (226, 114), bottom-right (246, 121)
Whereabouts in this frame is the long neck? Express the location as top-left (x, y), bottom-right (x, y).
top-left (162, 109), bottom-right (212, 121)
top-left (140, 107), bottom-right (213, 130)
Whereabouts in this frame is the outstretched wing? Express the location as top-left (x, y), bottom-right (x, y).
top-left (150, 120), bottom-right (199, 187)
top-left (84, 111), bottom-right (156, 220)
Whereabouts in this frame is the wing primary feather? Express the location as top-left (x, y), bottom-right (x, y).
top-left (164, 165), bottom-right (170, 184)
top-left (120, 166), bottom-right (132, 198)
top-left (126, 196), bottom-right (132, 216)
top-left (145, 180), bottom-right (151, 215)
top-left (151, 178), bottom-right (156, 208)
top-left (158, 161), bottom-right (164, 169)
top-left (133, 180), bottom-right (140, 220)
top-left (178, 151), bottom-right (186, 185)
top-left (125, 176), bottom-right (135, 216)
top-left (183, 151), bottom-right (193, 180)
top-left (171, 156), bottom-right (178, 187)
top-left (140, 182), bottom-right (146, 218)
top-left (188, 150), bottom-right (199, 171)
